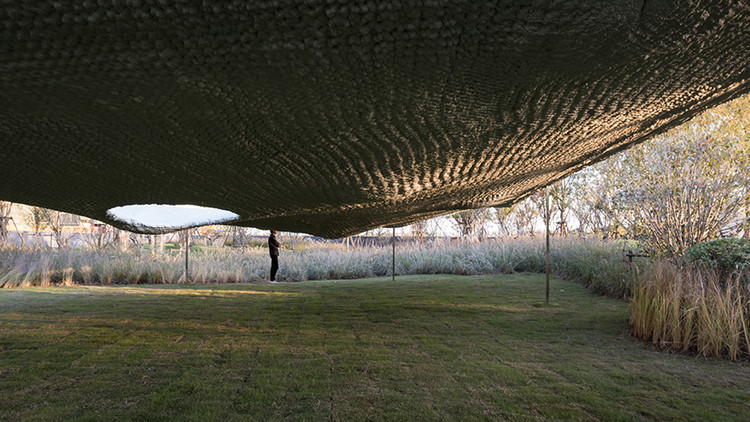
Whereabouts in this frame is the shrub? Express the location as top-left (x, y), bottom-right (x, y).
top-left (684, 238), bottom-right (750, 282)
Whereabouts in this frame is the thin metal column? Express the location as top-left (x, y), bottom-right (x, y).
top-left (185, 229), bottom-right (190, 282)
top-left (545, 190), bottom-right (550, 305)
top-left (392, 227), bottom-right (396, 281)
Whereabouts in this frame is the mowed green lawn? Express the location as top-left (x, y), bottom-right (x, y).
top-left (1, 274), bottom-right (748, 421)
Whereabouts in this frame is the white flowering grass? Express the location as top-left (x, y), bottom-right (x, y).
top-left (0, 237), bottom-right (636, 297)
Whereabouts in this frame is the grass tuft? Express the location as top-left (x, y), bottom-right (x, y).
top-left (630, 262), bottom-right (750, 361)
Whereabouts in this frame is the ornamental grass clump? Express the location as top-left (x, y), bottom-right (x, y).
top-left (630, 262), bottom-right (750, 361)
top-left (0, 247), bottom-right (54, 287)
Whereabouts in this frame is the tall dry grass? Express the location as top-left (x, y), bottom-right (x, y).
top-left (630, 262), bottom-right (750, 361)
top-left (0, 237), bottom-right (636, 297)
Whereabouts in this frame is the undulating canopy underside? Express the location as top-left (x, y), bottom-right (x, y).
top-left (1, 1), bottom-right (749, 237)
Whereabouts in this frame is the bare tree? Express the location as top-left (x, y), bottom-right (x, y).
top-left (199, 225), bottom-right (223, 247)
top-left (44, 210), bottom-right (77, 248)
top-left (450, 208), bottom-right (493, 241)
top-left (0, 201), bottom-right (12, 245)
top-left (566, 165), bottom-right (629, 238)
top-left (410, 219), bottom-right (429, 245)
top-left (495, 206), bottom-right (513, 237)
top-left (24, 206), bottom-right (49, 247)
top-left (531, 94), bottom-right (750, 244)
top-left (82, 221), bottom-right (117, 249)
top-left (609, 116), bottom-right (749, 257)
top-left (475, 208), bottom-right (494, 240)
top-left (549, 179), bottom-right (573, 236)
top-left (567, 170), bottom-right (595, 235)
top-left (223, 226), bottom-right (248, 248)
top-left (510, 199), bottom-right (538, 236)
top-left (530, 182), bottom-right (572, 236)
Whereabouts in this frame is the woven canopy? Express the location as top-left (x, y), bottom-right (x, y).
top-left (1, 1), bottom-right (749, 237)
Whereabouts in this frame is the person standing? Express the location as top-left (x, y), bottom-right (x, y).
top-left (268, 230), bottom-right (280, 283)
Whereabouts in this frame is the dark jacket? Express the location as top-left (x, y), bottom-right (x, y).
top-left (268, 234), bottom-right (280, 256)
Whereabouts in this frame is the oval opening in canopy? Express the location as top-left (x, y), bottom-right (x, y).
top-left (107, 204), bottom-right (240, 231)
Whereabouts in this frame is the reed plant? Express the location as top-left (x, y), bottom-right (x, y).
top-left (630, 262), bottom-right (750, 361)
top-left (0, 237), bottom-right (635, 297)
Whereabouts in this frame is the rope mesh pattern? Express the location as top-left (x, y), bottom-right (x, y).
top-left (1, 1), bottom-right (749, 237)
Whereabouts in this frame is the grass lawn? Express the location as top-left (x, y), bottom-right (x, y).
top-left (1, 274), bottom-right (748, 421)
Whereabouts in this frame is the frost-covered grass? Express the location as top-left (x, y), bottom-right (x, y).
top-left (0, 237), bottom-right (638, 297)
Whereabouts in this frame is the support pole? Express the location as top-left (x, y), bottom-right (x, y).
top-left (545, 189), bottom-right (550, 305)
top-left (392, 227), bottom-right (396, 282)
top-left (185, 229), bottom-right (190, 282)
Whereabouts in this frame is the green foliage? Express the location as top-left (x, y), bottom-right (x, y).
top-left (684, 238), bottom-right (750, 280)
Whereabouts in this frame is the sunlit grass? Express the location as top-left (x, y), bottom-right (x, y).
top-left (16, 285), bottom-right (301, 297)
top-left (1, 274), bottom-right (748, 420)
